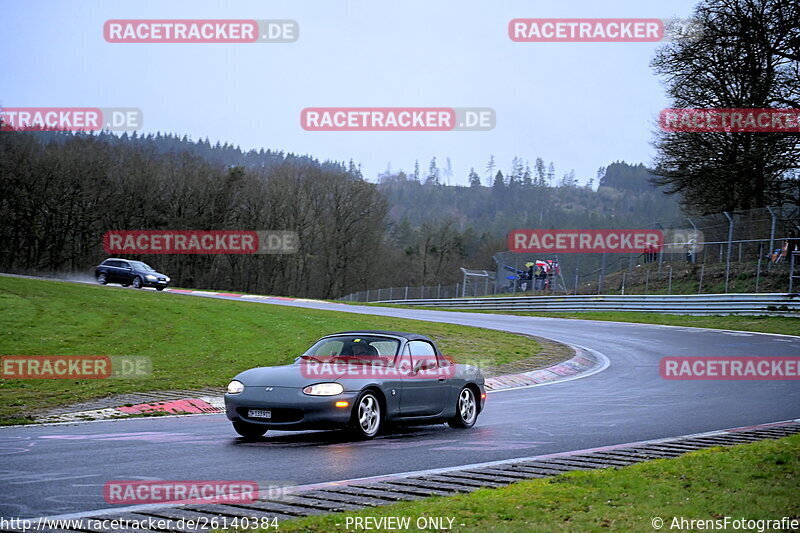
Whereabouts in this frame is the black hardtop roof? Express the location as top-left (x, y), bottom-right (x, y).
top-left (328, 330), bottom-right (435, 343)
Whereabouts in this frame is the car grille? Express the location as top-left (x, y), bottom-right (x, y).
top-left (238, 407), bottom-right (304, 423)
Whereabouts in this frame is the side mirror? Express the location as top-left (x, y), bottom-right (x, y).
top-left (412, 358), bottom-right (436, 374)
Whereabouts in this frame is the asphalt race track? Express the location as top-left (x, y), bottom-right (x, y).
top-left (2, 290), bottom-right (799, 519)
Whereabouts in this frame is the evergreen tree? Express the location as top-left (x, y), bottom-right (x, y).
top-left (492, 170), bottom-right (505, 193)
top-left (468, 167), bottom-right (481, 188)
top-left (444, 157), bottom-right (453, 186)
top-left (522, 163), bottom-right (533, 187)
top-left (485, 155), bottom-right (496, 186)
top-left (425, 157), bottom-right (440, 186)
top-left (535, 157), bottom-right (546, 187)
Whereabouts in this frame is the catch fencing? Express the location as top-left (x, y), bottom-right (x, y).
top-left (371, 293), bottom-right (800, 316)
top-left (338, 206), bottom-right (800, 302)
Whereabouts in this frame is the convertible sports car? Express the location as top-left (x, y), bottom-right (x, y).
top-left (225, 331), bottom-right (486, 439)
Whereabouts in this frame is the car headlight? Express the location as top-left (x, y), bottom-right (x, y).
top-left (303, 383), bottom-right (344, 396)
top-left (165, 276), bottom-right (171, 282)
top-left (145, 274), bottom-right (157, 280)
top-left (227, 380), bottom-right (245, 394)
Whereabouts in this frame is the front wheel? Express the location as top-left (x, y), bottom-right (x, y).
top-left (97, 273), bottom-right (107, 285)
top-left (132, 276), bottom-right (142, 289)
top-left (232, 421), bottom-right (267, 439)
top-left (448, 387), bottom-right (478, 428)
top-left (156, 287), bottom-right (165, 291)
top-left (350, 391), bottom-right (382, 439)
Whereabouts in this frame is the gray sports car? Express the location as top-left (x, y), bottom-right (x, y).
top-left (224, 331), bottom-right (486, 439)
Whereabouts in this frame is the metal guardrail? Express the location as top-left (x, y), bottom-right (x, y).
top-left (375, 293), bottom-right (800, 316)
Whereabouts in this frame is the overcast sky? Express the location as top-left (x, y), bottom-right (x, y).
top-left (2, 0), bottom-right (700, 186)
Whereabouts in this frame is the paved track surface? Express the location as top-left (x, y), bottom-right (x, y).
top-left (2, 289), bottom-right (799, 519)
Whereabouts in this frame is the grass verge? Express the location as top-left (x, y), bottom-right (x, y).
top-left (271, 434), bottom-right (800, 532)
top-left (0, 276), bottom-right (552, 423)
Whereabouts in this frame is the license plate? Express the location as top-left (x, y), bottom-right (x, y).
top-left (248, 409), bottom-right (271, 419)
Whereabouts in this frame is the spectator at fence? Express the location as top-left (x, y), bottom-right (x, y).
top-left (788, 231), bottom-right (800, 265)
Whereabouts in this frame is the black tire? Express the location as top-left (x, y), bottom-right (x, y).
top-left (132, 276), bottom-right (142, 289)
top-left (447, 386), bottom-right (478, 429)
top-left (232, 421), bottom-right (267, 439)
top-left (97, 273), bottom-right (107, 285)
top-left (350, 390), bottom-right (382, 439)
top-left (156, 287), bottom-right (165, 291)
top-left (121, 283), bottom-right (130, 287)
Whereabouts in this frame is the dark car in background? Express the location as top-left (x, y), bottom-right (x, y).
top-left (95, 258), bottom-right (170, 290)
top-left (225, 331), bottom-right (486, 440)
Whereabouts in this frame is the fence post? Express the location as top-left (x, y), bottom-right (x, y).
top-left (756, 255), bottom-right (762, 293)
top-left (404, 286), bottom-right (408, 300)
top-left (723, 211), bottom-right (734, 293)
top-left (645, 267), bottom-right (650, 293)
top-left (698, 264), bottom-right (704, 294)
top-left (767, 206), bottom-right (776, 272)
top-left (667, 265), bottom-right (672, 294)
top-left (366, 288), bottom-right (370, 302)
top-left (389, 287), bottom-right (393, 300)
top-left (621, 271), bottom-right (626, 295)
top-left (599, 252), bottom-right (606, 293)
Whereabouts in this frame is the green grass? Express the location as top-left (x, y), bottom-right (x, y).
top-left (271, 434), bottom-right (800, 532)
top-left (0, 276), bottom-right (546, 423)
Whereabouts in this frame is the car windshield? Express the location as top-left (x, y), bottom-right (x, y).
top-left (130, 261), bottom-right (155, 271)
top-left (300, 335), bottom-right (400, 366)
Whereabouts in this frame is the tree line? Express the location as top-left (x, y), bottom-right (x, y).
top-left (1, 129), bottom-right (686, 296)
top-left (0, 130), bottom-right (383, 298)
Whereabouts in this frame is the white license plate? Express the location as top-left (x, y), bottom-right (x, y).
top-left (248, 409), bottom-right (271, 419)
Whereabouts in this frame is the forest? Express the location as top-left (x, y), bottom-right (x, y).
top-left (1, 128), bottom-right (686, 297)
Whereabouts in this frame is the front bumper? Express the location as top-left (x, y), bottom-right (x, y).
top-left (225, 386), bottom-right (358, 430)
top-left (143, 278), bottom-right (169, 288)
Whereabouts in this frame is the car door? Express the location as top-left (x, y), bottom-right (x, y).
top-left (400, 340), bottom-right (449, 416)
top-left (103, 260), bottom-right (121, 282)
top-left (117, 260), bottom-right (134, 283)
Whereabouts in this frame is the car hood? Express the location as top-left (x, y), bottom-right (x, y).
top-left (233, 363), bottom-right (347, 388)
top-left (143, 271), bottom-right (168, 278)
